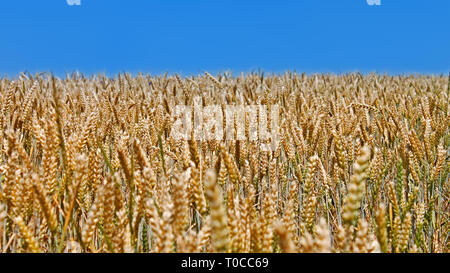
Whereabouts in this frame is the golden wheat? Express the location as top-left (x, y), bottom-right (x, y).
top-left (0, 72), bottom-right (447, 253)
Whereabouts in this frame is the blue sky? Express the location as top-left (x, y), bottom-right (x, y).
top-left (0, 0), bottom-right (449, 76)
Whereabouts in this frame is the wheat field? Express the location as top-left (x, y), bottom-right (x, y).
top-left (0, 72), bottom-right (448, 253)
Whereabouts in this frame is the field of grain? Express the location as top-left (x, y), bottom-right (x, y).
top-left (0, 72), bottom-right (448, 253)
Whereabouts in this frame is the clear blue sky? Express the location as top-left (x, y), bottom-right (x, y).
top-left (0, 0), bottom-right (449, 76)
